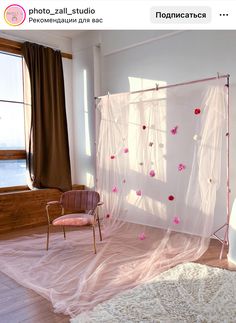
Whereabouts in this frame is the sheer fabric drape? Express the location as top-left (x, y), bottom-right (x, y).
top-left (0, 78), bottom-right (227, 318)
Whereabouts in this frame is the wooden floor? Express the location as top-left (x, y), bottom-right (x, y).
top-left (0, 227), bottom-right (234, 323)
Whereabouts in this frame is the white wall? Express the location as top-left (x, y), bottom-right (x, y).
top-left (72, 31), bottom-right (101, 187)
top-left (0, 31), bottom-right (76, 183)
top-left (72, 30), bottom-right (236, 233)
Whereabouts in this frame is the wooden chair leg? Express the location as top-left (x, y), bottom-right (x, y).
top-left (97, 215), bottom-right (102, 241)
top-left (63, 226), bottom-right (66, 239)
top-left (46, 225), bottom-right (50, 250)
top-left (92, 225), bottom-right (97, 254)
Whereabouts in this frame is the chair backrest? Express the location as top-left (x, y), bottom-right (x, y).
top-left (60, 190), bottom-right (100, 211)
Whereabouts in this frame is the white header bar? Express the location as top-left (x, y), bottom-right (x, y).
top-left (0, 1), bottom-right (235, 30)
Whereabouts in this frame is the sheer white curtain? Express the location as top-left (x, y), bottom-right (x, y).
top-left (96, 78), bottom-right (227, 237)
top-left (0, 78), bottom-right (227, 318)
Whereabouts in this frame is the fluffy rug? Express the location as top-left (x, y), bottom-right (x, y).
top-left (71, 262), bottom-right (236, 323)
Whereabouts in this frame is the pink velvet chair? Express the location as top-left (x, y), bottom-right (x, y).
top-left (46, 190), bottom-right (103, 253)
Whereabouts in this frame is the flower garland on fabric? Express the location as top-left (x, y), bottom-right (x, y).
top-left (173, 216), bottom-right (180, 225)
top-left (112, 186), bottom-right (118, 193)
top-left (171, 126), bottom-right (178, 135)
top-left (149, 170), bottom-right (155, 177)
top-left (136, 190), bottom-right (142, 196)
top-left (178, 163), bottom-right (186, 171)
top-left (138, 232), bottom-right (146, 240)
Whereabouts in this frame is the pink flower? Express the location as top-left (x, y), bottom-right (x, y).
top-left (123, 148), bottom-right (129, 153)
top-left (136, 190), bottom-right (142, 196)
top-left (173, 216), bottom-right (180, 224)
top-left (168, 195), bottom-right (175, 201)
top-left (194, 108), bottom-right (201, 115)
top-left (178, 163), bottom-right (186, 171)
top-left (112, 186), bottom-right (118, 193)
top-left (110, 155), bottom-right (115, 159)
top-left (149, 170), bottom-right (155, 177)
top-left (139, 232), bottom-right (146, 240)
top-left (171, 126), bottom-right (178, 135)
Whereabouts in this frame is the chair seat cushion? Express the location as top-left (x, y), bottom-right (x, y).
top-left (52, 213), bottom-right (94, 226)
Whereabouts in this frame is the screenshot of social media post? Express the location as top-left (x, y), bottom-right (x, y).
top-left (0, 1), bottom-right (236, 323)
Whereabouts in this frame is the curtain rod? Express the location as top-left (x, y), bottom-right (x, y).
top-left (94, 74), bottom-right (230, 99)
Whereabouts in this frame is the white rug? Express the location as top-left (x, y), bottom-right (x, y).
top-left (71, 262), bottom-right (236, 323)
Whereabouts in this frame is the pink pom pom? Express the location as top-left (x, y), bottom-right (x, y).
top-left (136, 190), bottom-right (142, 196)
top-left (178, 163), bottom-right (186, 171)
top-left (171, 126), bottom-right (178, 135)
top-left (149, 170), bottom-right (155, 177)
top-left (123, 148), bottom-right (129, 153)
top-left (173, 216), bottom-right (180, 224)
top-left (139, 232), bottom-right (146, 240)
top-left (112, 186), bottom-right (118, 193)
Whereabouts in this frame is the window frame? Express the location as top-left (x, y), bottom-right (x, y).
top-left (0, 49), bottom-right (28, 191)
top-left (0, 37), bottom-right (72, 193)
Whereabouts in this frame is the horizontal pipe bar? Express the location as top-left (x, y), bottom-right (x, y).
top-left (95, 74), bottom-right (230, 99)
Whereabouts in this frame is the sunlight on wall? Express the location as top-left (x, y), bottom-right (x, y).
top-left (86, 172), bottom-right (95, 188)
top-left (126, 189), bottom-right (167, 220)
top-left (128, 77), bottom-right (167, 183)
top-left (83, 69), bottom-right (91, 156)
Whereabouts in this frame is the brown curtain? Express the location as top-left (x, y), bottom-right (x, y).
top-left (22, 42), bottom-right (72, 191)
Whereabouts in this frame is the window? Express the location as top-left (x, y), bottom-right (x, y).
top-left (0, 51), bottom-right (27, 189)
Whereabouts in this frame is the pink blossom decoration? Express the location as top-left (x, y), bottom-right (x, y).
top-left (136, 190), bottom-right (142, 196)
top-left (139, 232), bottom-right (146, 240)
top-left (110, 155), bottom-right (115, 159)
top-left (171, 126), bottom-right (178, 135)
top-left (123, 148), bottom-right (129, 153)
top-left (112, 186), bottom-right (118, 193)
top-left (173, 216), bottom-right (180, 224)
top-left (194, 108), bottom-right (201, 115)
top-left (149, 170), bottom-right (156, 177)
top-left (178, 163), bottom-right (186, 171)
